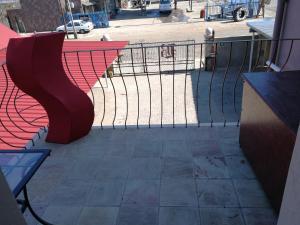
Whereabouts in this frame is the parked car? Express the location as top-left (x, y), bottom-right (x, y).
top-left (56, 20), bottom-right (94, 33)
top-left (159, 0), bottom-right (173, 13)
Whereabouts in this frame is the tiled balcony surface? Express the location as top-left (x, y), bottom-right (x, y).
top-left (25, 126), bottom-right (277, 225)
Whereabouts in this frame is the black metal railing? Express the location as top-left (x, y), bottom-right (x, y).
top-left (61, 38), bottom-right (285, 129)
top-left (0, 38), bottom-right (298, 149)
top-left (0, 62), bottom-right (47, 149)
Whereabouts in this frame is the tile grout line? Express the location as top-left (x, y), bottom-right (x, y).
top-left (231, 178), bottom-right (247, 225)
top-left (116, 144), bottom-right (131, 225)
top-left (157, 141), bottom-right (164, 225)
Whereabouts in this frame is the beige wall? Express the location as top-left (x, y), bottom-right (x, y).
top-left (277, 126), bottom-right (300, 225)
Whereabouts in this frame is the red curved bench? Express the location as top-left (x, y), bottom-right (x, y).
top-left (6, 32), bottom-right (94, 144)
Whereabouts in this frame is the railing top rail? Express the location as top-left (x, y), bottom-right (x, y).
top-left (62, 38), bottom-right (300, 54)
top-left (128, 40), bottom-right (196, 45)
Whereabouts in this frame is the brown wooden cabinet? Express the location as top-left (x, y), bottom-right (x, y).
top-left (240, 71), bottom-right (300, 213)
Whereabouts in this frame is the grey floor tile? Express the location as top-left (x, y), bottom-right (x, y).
top-left (182, 127), bottom-right (214, 141)
top-left (200, 208), bottom-right (245, 225)
top-left (33, 158), bottom-right (74, 180)
top-left (49, 179), bottom-right (92, 206)
top-left (226, 156), bottom-right (256, 179)
top-left (105, 143), bottom-right (135, 158)
top-left (160, 128), bottom-right (195, 141)
top-left (28, 176), bottom-right (62, 205)
top-left (42, 206), bottom-right (82, 225)
top-left (77, 207), bottom-right (119, 225)
top-left (219, 138), bottom-right (243, 156)
top-left (24, 204), bottom-right (47, 225)
top-left (117, 206), bottom-right (159, 225)
top-left (95, 157), bottom-right (129, 179)
top-left (234, 179), bottom-right (270, 207)
top-left (65, 157), bottom-right (100, 181)
top-left (123, 179), bottom-right (160, 206)
top-left (196, 179), bottom-right (239, 207)
top-left (162, 158), bottom-right (194, 178)
top-left (86, 180), bottom-right (125, 206)
top-left (64, 143), bottom-right (108, 159)
top-left (160, 178), bottom-right (197, 206)
top-left (217, 127), bottom-right (240, 140)
top-left (128, 158), bottom-right (162, 179)
top-left (188, 140), bottom-right (223, 157)
top-left (133, 141), bottom-right (163, 158)
top-left (162, 140), bottom-right (192, 158)
top-left (242, 208), bottom-right (277, 225)
top-left (159, 207), bottom-right (200, 225)
top-left (193, 156), bottom-right (229, 178)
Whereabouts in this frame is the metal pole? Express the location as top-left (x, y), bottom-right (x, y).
top-left (248, 32), bottom-right (255, 72)
top-left (58, 0), bottom-right (69, 39)
top-left (66, 0), bottom-right (78, 39)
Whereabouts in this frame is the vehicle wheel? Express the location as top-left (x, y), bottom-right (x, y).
top-left (79, 29), bottom-right (85, 34)
top-left (233, 7), bottom-right (248, 22)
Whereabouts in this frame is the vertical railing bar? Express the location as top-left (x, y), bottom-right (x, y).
top-left (208, 43), bottom-right (218, 127)
top-left (254, 39), bottom-right (263, 71)
top-left (280, 39), bottom-right (294, 72)
top-left (193, 42), bottom-right (196, 70)
top-left (103, 50), bottom-right (117, 129)
top-left (131, 48), bottom-right (140, 129)
top-left (141, 43), bottom-right (146, 73)
top-left (144, 48), bottom-right (152, 128)
top-left (3, 84), bottom-right (35, 146)
top-left (13, 89), bottom-right (42, 128)
top-left (267, 40), bottom-right (278, 71)
top-left (63, 52), bottom-right (80, 87)
top-left (76, 52), bottom-right (95, 106)
top-left (0, 65), bottom-right (9, 111)
top-left (196, 44), bottom-right (203, 127)
top-left (221, 42), bottom-right (233, 127)
top-left (90, 51), bottom-right (106, 129)
top-left (234, 41), bottom-right (249, 126)
top-left (0, 65), bottom-right (31, 148)
top-left (158, 46), bottom-right (163, 128)
top-left (5, 84), bottom-right (36, 134)
top-left (184, 45), bottom-right (189, 128)
top-left (117, 49), bottom-right (128, 129)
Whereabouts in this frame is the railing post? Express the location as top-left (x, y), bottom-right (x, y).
top-left (248, 32), bottom-right (255, 72)
top-left (141, 43), bottom-right (146, 73)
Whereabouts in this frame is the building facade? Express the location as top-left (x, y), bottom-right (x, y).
top-left (0, 1), bottom-right (20, 28)
top-left (5, 0), bottom-right (118, 33)
top-left (6, 0), bottom-right (88, 33)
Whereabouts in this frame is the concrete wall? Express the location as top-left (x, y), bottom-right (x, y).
top-left (277, 126), bottom-right (300, 225)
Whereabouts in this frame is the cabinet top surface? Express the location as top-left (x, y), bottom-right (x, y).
top-left (243, 71), bottom-right (300, 134)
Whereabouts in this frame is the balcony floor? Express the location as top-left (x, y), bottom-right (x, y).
top-left (26, 126), bottom-right (277, 225)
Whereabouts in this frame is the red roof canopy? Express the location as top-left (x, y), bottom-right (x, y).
top-left (0, 23), bottom-right (19, 50)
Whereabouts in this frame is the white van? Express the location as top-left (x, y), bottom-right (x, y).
top-left (159, 0), bottom-right (173, 13)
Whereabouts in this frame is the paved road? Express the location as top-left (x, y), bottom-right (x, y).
top-left (75, 1), bottom-right (276, 43)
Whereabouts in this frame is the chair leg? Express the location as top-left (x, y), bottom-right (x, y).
top-left (23, 186), bottom-right (54, 225)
